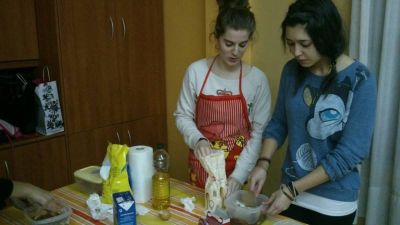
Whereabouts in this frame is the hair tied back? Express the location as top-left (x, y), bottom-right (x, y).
top-left (216, 0), bottom-right (250, 12)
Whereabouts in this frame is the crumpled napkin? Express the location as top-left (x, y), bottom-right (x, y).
top-left (86, 193), bottom-right (113, 221)
top-left (135, 204), bottom-right (150, 215)
top-left (86, 193), bottom-right (150, 221)
top-left (180, 197), bottom-right (196, 212)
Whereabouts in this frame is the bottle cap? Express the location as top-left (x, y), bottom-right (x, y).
top-left (156, 143), bottom-right (165, 150)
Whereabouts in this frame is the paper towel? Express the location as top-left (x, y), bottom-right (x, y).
top-left (128, 145), bottom-right (154, 203)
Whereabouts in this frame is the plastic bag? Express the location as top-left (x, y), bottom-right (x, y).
top-left (101, 143), bottom-right (131, 204)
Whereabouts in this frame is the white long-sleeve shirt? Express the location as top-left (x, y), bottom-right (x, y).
top-left (174, 58), bottom-right (272, 183)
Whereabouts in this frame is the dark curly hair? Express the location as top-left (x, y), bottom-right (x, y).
top-left (281, 0), bottom-right (346, 94)
top-left (213, 0), bottom-right (256, 40)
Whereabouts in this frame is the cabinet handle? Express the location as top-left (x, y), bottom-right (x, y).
top-left (109, 16), bottom-right (115, 39)
top-left (4, 160), bottom-right (10, 178)
top-left (121, 17), bottom-right (126, 40)
top-left (116, 131), bottom-right (121, 144)
top-left (127, 129), bottom-right (132, 146)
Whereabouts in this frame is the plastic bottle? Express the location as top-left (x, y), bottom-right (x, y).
top-left (152, 144), bottom-right (170, 210)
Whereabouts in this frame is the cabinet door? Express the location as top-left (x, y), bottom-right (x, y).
top-left (68, 124), bottom-right (121, 175)
top-left (37, 137), bottom-right (69, 189)
top-left (12, 136), bottom-right (69, 190)
top-left (11, 143), bottom-right (41, 187)
top-left (0, 0), bottom-right (39, 62)
top-left (0, 149), bottom-right (13, 178)
top-left (58, 0), bottom-right (121, 133)
top-left (122, 115), bottom-right (167, 150)
top-left (35, 0), bottom-right (63, 83)
top-left (116, 0), bottom-right (166, 121)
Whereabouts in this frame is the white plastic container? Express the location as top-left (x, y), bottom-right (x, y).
top-left (224, 190), bottom-right (268, 224)
top-left (74, 165), bottom-right (103, 194)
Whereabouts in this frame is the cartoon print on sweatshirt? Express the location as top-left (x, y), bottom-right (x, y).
top-left (285, 73), bottom-right (367, 177)
top-left (285, 142), bottom-right (318, 178)
top-left (307, 76), bottom-right (353, 140)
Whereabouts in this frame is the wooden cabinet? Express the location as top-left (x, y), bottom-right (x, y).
top-left (121, 115), bottom-right (167, 149)
top-left (35, 0), bottom-right (166, 174)
top-left (0, 1), bottom-right (166, 190)
top-left (0, 136), bottom-right (69, 190)
top-left (56, 0), bottom-right (121, 132)
top-left (0, 0), bottom-right (66, 190)
top-left (116, 0), bottom-right (166, 122)
top-left (36, 0), bottom-right (165, 133)
top-left (68, 115), bottom-right (167, 175)
top-left (0, 0), bottom-right (39, 63)
top-left (11, 136), bottom-right (69, 190)
top-left (68, 124), bottom-right (121, 174)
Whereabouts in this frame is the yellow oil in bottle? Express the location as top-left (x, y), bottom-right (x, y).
top-left (152, 171), bottom-right (170, 210)
top-left (152, 144), bottom-right (170, 210)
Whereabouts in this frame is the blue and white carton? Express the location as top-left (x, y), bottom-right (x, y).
top-left (113, 191), bottom-right (136, 225)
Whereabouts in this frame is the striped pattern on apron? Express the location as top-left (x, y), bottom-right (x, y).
top-left (188, 57), bottom-right (251, 188)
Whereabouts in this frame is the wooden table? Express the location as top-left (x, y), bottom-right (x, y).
top-left (0, 178), bottom-right (305, 224)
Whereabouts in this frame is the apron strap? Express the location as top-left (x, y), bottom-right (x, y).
top-left (199, 56), bottom-right (243, 95)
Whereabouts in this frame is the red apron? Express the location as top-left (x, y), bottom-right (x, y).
top-left (188, 57), bottom-right (251, 188)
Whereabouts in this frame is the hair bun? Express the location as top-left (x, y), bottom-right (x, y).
top-left (216, 0), bottom-right (250, 12)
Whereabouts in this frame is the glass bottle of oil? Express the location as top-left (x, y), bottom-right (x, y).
top-left (152, 144), bottom-right (170, 210)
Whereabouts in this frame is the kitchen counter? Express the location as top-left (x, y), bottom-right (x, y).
top-left (0, 178), bottom-right (305, 224)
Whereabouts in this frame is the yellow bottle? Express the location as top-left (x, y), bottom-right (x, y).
top-left (152, 144), bottom-right (170, 210)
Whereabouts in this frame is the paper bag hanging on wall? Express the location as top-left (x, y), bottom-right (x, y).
top-left (34, 67), bottom-right (64, 135)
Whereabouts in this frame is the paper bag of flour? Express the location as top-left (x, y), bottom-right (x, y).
top-left (200, 151), bottom-right (227, 212)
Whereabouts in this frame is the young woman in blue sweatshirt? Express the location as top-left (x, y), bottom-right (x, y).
top-left (248, 0), bottom-right (377, 224)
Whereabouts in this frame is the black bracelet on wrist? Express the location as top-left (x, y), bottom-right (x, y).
top-left (291, 181), bottom-right (299, 195)
top-left (285, 181), bottom-right (299, 200)
top-left (255, 157), bottom-right (271, 172)
top-left (197, 137), bottom-right (208, 143)
top-left (256, 157), bottom-right (271, 165)
top-left (195, 138), bottom-right (208, 147)
top-left (280, 184), bottom-right (294, 201)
